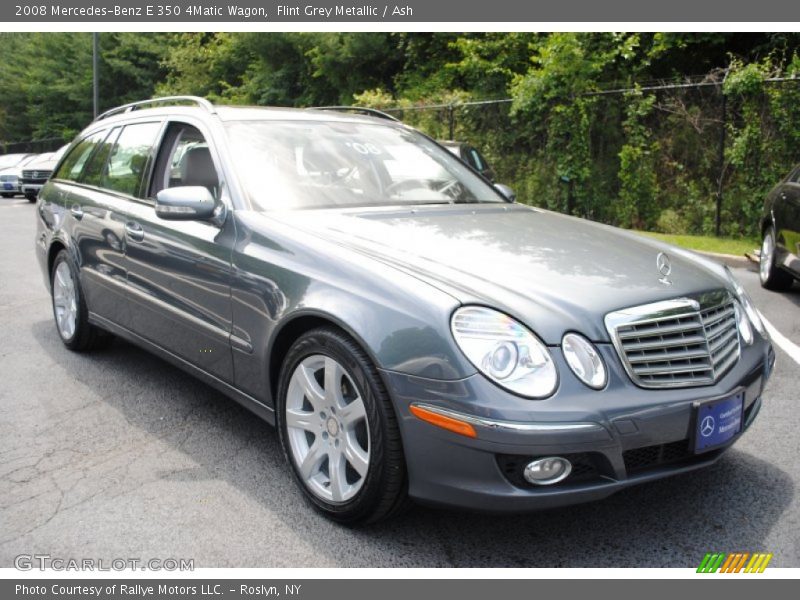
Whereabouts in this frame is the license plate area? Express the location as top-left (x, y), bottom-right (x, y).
top-left (693, 391), bottom-right (744, 454)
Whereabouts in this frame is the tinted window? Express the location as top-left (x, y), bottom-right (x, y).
top-left (102, 122), bottom-right (161, 197)
top-left (151, 123), bottom-right (219, 198)
top-left (81, 128), bottom-right (120, 187)
top-left (468, 147), bottom-right (486, 171)
top-left (54, 130), bottom-right (108, 182)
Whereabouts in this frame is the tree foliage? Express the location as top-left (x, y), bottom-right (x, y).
top-left (2, 32), bottom-right (800, 237)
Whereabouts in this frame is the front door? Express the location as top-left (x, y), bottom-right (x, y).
top-left (124, 120), bottom-right (235, 383)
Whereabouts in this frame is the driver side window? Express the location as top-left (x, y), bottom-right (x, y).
top-left (150, 123), bottom-right (220, 200)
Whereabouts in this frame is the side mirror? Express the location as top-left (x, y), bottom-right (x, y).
top-left (494, 183), bottom-right (516, 203)
top-left (155, 186), bottom-right (217, 221)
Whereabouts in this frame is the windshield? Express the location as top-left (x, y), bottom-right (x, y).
top-left (224, 120), bottom-right (504, 210)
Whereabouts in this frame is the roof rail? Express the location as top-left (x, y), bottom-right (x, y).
top-left (95, 96), bottom-right (215, 122)
top-left (307, 106), bottom-right (400, 122)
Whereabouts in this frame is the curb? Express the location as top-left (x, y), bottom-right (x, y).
top-left (694, 250), bottom-right (754, 269)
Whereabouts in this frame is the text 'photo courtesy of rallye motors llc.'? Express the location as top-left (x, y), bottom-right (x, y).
top-left (32, 96), bottom-right (774, 524)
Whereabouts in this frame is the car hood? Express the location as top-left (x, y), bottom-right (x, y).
top-left (24, 157), bottom-right (57, 170)
top-left (268, 204), bottom-right (730, 343)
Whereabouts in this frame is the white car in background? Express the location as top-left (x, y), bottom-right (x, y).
top-left (0, 153), bottom-right (36, 198)
top-left (20, 146), bottom-right (68, 202)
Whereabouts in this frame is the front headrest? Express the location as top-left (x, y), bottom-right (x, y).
top-left (180, 145), bottom-right (218, 192)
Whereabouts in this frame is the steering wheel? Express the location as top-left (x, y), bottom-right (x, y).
top-left (385, 178), bottom-right (432, 197)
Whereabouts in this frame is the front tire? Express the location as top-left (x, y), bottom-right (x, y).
top-left (51, 250), bottom-right (113, 351)
top-left (276, 327), bottom-right (408, 524)
top-left (760, 225), bottom-right (793, 291)
top-left (1, 193), bottom-right (13, 198)
top-left (25, 193), bottom-right (37, 203)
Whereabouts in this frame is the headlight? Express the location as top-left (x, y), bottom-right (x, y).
top-left (562, 333), bottom-right (607, 389)
top-left (451, 306), bottom-right (558, 398)
top-left (734, 303), bottom-right (754, 346)
top-left (725, 267), bottom-right (766, 337)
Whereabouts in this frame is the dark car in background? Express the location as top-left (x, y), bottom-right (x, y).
top-left (438, 140), bottom-right (496, 182)
top-left (760, 164), bottom-right (800, 290)
top-left (36, 97), bottom-right (773, 524)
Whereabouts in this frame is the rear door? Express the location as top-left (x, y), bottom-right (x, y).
top-left (124, 119), bottom-right (235, 383)
top-left (56, 127), bottom-right (133, 329)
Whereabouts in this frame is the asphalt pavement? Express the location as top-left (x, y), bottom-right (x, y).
top-left (1, 196), bottom-right (798, 568)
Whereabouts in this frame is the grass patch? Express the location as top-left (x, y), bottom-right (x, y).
top-left (634, 231), bottom-right (759, 256)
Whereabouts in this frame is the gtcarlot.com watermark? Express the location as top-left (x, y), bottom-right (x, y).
top-left (14, 554), bottom-right (194, 571)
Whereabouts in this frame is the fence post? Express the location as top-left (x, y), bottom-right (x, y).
top-left (447, 104), bottom-right (455, 140)
top-left (715, 83), bottom-right (727, 237)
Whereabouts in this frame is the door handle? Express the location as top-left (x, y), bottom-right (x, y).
top-left (125, 222), bottom-right (145, 242)
top-left (70, 204), bottom-right (84, 220)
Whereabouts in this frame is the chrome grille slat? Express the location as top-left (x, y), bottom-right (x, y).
top-left (617, 319), bottom-right (702, 339)
top-left (633, 363), bottom-right (713, 376)
top-left (707, 328), bottom-right (737, 354)
top-left (626, 348), bottom-right (710, 363)
top-left (605, 291), bottom-right (741, 389)
top-left (622, 335), bottom-right (707, 351)
top-left (702, 306), bottom-right (735, 329)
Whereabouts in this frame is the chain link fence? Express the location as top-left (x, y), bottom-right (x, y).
top-left (4, 75), bottom-right (799, 239)
top-left (0, 136), bottom-right (66, 156)
top-left (380, 76), bottom-right (800, 239)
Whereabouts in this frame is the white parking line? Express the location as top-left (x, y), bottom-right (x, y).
top-left (761, 313), bottom-right (800, 366)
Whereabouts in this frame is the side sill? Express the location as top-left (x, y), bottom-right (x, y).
top-left (89, 312), bottom-right (276, 426)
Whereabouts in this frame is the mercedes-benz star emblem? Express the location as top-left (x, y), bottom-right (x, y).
top-left (656, 252), bottom-right (672, 286)
top-left (700, 415), bottom-right (716, 438)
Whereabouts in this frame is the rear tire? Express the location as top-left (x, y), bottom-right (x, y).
top-left (760, 225), bottom-right (794, 291)
top-left (51, 250), bottom-right (113, 351)
top-left (276, 326), bottom-right (409, 525)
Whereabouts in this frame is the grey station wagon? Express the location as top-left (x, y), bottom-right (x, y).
top-left (36, 97), bottom-right (775, 524)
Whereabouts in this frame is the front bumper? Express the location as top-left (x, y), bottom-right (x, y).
top-left (385, 338), bottom-right (774, 512)
top-left (21, 182), bottom-right (44, 196)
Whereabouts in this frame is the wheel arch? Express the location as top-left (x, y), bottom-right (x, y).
top-left (47, 240), bottom-right (68, 280)
top-left (267, 309), bottom-right (388, 405)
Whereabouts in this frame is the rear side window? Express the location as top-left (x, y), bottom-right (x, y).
top-left (81, 128), bottom-right (120, 188)
top-left (102, 122), bottom-right (162, 197)
top-left (53, 130), bottom-right (109, 182)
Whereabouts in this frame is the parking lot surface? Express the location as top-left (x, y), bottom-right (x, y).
top-left (1, 197), bottom-right (798, 567)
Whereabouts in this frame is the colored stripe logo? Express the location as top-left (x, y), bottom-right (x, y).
top-left (697, 552), bottom-right (773, 573)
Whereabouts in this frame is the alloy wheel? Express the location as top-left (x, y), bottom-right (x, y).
top-left (760, 231), bottom-right (774, 284)
top-left (53, 261), bottom-right (78, 340)
top-left (285, 354), bottom-right (370, 503)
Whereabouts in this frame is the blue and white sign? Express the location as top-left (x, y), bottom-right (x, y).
top-left (694, 392), bottom-right (744, 453)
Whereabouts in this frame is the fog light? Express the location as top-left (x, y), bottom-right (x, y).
top-left (523, 457), bottom-right (572, 485)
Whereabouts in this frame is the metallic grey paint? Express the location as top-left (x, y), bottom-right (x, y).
top-left (35, 104), bottom-right (774, 512)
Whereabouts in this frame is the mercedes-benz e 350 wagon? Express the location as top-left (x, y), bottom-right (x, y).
top-left (36, 97), bottom-right (774, 523)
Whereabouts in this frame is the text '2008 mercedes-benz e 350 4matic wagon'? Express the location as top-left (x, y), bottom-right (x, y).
top-left (36, 97), bottom-right (774, 524)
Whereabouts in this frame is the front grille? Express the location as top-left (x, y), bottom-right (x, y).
top-left (606, 291), bottom-right (740, 388)
top-left (21, 169), bottom-right (52, 181)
